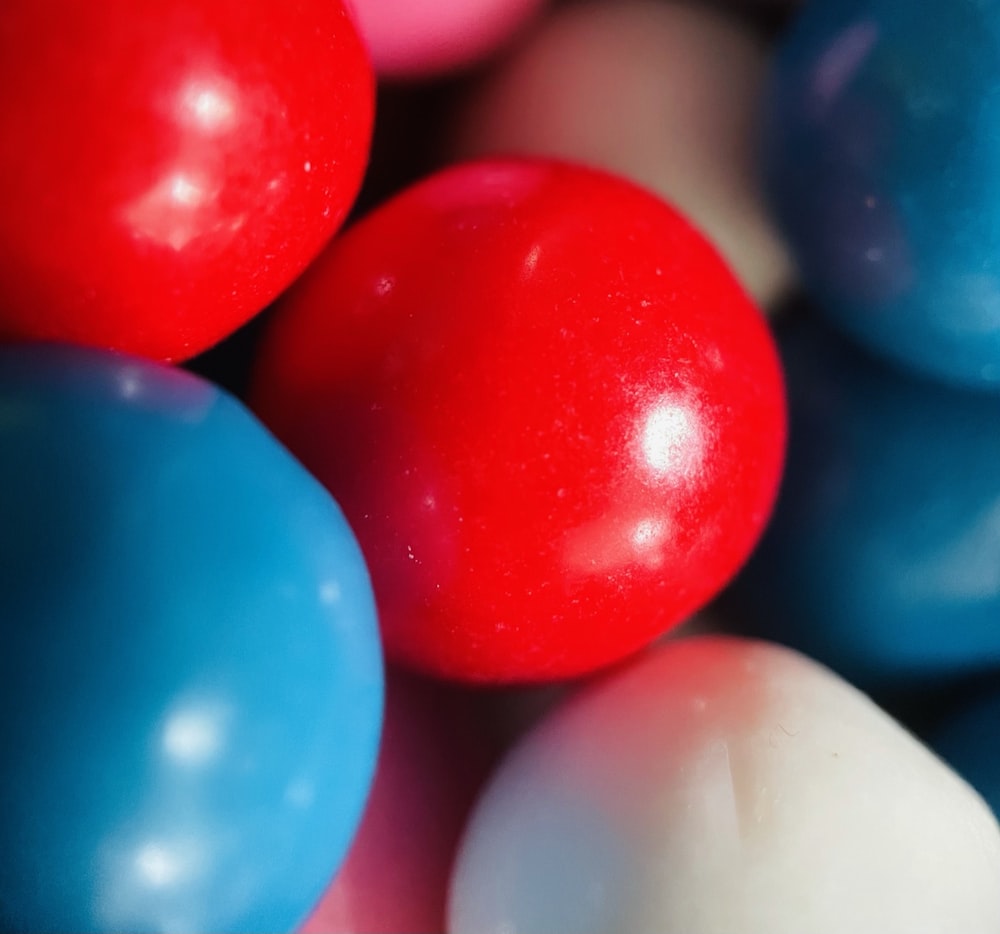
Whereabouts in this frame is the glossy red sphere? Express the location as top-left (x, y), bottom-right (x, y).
top-left (0, 0), bottom-right (373, 362)
top-left (253, 159), bottom-right (787, 683)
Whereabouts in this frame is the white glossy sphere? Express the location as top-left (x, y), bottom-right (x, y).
top-left (449, 637), bottom-right (1000, 934)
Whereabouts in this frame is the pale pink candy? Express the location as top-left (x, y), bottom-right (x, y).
top-left (345, 0), bottom-right (546, 78)
top-left (300, 672), bottom-right (495, 934)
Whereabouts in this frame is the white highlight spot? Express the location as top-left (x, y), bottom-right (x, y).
top-left (182, 83), bottom-right (236, 132)
top-left (631, 518), bottom-right (665, 550)
top-left (135, 844), bottom-right (182, 888)
top-left (639, 397), bottom-right (703, 480)
top-left (320, 580), bottom-right (342, 605)
top-left (162, 704), bottom-right (227, 765)
top-left (118, 369), bottom-right (143, 399)
top-left (169, 174), bottom-right (202, 207)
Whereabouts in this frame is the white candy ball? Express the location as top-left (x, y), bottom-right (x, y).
top-left (449, 637), bottom-right (1000, 934)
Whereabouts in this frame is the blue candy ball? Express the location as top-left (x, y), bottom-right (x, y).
top-left (729, 315), bottom-right (1000, 691)
top-left (763, 0), bottom-right (1000, 390)
top-left (0, 345), bottom-right (383, 933)
top-left (933, 693), bottom-right (1000, 816)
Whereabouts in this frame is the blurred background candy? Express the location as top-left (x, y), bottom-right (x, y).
top-left (0, 345), bottom-right (383, 933)
top-left (0, 0), bottom-right (373, 362)
top-left (253, 157), bottom-right (786, 684)
top-left (450, 0), bottom-right (794, 308)
top-left (931, 689), bottom-right (1000, 819)
top-left (449, 636), bottom-right (1000, 934)
top-left (300, 671), bottom-right (496, 934)
top-left (726, 312), bottom-right (1000, 694)
top-left (762, 0), bottom-right (1000, 389)
top-left (345, 0), bottom-right (547, 78)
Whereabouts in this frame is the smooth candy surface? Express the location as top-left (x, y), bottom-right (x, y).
top-left (253, 158), bottom-right (786, 683)
top-left (0, 0), bottom-right (373, 362)
top-left (763, 0), bottom-right (1000, 389)
top-left (0, 346), bottom-right (383, 933)
top-left (730, 316), bottom-right (1000, 689)
top-left (452, 0), bottom-right (794, 306)
top-left (933, 693), bottom-right (1000, 817)
top-left (345, 0), bottom-right (544, 77)
top-left (449, 637), bottom-right (1000, 934)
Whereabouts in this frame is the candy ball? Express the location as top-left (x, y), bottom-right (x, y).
top-left (0, 345), bottom-right (383, 933)
top-left (730, 315), bottom-right (1000, 690)
top-left (451, 0), bottom-right (794, 307)
top-left (0, 0), bottom-right (373, 362)
top-left (345, 0), bottom-right (545, 78)
top-left (253, 158), bottom-right (786, 684)
top-left (933, 692), bottom-right (1000, 817)
top-left (762, 0), bottom-right (1000, 389)
top-left (449, 637), bottom-right (1000, 934)
top-left (301, 672), bottom-right (495, 934)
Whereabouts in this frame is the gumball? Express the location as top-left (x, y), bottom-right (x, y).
top-left (0, 0), bottom-right (373, 362)
top-left (729, 314), bottom-right (1000, 690)
top-left (933, 692), bottom-right (1000, 817)
top-left (252, 158), bottom-right (786, 684)
top-left (762, 0), bottom-right (1000, 389)
top-left (345, 0), bottom-right (545, 78)
top-left (451, 0), bottom-right (794, 307)
top-left (0, 345), bottom-right (383, 933)
top-left (449, 637), bottom-right (1000, 934)
top-left (300, 672), bottom-right (495, 934)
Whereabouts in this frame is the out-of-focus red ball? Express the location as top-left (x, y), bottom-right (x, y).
top-left (0, 0), bottom-right (373, 362)
top-left (253, 158), bottom-right (786, 684)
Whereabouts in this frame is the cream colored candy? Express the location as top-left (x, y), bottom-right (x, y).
top-left (451, 0), bottom-right (795, 307)
top-left (449, 637), bottom-right (1000, 934)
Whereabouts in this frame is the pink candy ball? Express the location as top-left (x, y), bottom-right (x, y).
top-left (299, 672), bottom-right (495, 934)
top-left (345, 0), bottom-right (546, 77)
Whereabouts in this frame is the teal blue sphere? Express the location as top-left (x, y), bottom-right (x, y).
top-left (933, 694), bottom-right (1000, 816)
top-left (730, 316), bottom-right (1000, 691)
top-left (764, 0), bottom-right (1000, 390)
top-left (0, 345), bottom-right (383, 933)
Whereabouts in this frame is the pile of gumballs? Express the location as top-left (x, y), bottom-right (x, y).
top-left (2, 0), bottom-right (1000, 931)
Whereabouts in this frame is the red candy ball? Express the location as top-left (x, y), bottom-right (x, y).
top-left (0, 0), bottom-right (372, 361)
top-left (253, 159), bottom-right (786, 683)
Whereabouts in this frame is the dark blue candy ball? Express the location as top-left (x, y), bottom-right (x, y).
top-left (932, 693), bottom-right (1000, 816)
top-left (0, 345), bottom-right (383, 933)
top-left (763, 0), bottom-right (1000, 390)
top-left (730, 316), bottom-right (1000, 691)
